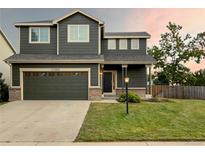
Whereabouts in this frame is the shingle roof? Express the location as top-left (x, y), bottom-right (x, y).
top-left (15, 20), bottom-right (53, 24)
top-left (4, 53), bottom-right (155, 64)
top-left (4, 54), bottom-right (104, 63)
top-left (103, 53), bottom-right (155, 64)
top-left (104, 32), bottom-right (151, 38)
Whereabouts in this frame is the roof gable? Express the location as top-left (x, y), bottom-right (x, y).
top-left (53, 10), bottom-right (104, 24)
top-left (0, 29), bottom-right (15, 53)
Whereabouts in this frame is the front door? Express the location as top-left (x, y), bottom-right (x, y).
top-left (103, 72), bottom-right (113, 93)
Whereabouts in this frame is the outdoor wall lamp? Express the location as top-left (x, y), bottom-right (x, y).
top-left (124, 76), bottom-right (129, 114)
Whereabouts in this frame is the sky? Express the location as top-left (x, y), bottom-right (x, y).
top-left (0, 8), bottom-right (205, 72)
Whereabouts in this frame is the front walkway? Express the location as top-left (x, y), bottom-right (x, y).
top-left (0, 101), bottom-right (90, 143)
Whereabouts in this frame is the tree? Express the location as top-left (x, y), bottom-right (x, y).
top-left (0, 72), bottom-right (9, 102)
top-left (148, 22), bottom-right (205, 85)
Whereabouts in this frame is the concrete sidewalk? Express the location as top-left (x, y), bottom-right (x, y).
top-left (0, 141), bottom-right (205, 146)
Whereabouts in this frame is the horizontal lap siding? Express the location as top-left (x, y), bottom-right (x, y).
top-left (12, 63), bottom-right (99, 87)
top-left (59, 13), bottom-right (99, 54)
top-left (117, 65), bottom-right (146, 87)
top-left (101, 38), bottom-right (147, 54)
top-left (20, 26), bottom-right (57, 54)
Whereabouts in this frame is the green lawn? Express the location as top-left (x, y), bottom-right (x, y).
top-left (76, 99), bottom-right (205, 141)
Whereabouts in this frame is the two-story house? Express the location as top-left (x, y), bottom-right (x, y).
top-left (5, 9), bottom-right (155, 101)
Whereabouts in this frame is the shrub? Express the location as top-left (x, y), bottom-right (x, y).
top-left (117, 92), bottom-right (141, 103)
top-left (0, 73), bottom-right (9, 102)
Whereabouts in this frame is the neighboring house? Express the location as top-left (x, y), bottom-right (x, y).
top-left (5, 9), bottom-right (155, 101)
top-left (0, 28), bottom-right (15, 84)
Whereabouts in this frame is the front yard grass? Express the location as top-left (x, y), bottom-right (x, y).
top-left (76, 99), bottom-right (205, 141)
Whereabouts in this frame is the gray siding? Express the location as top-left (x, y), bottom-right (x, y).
top-left (101, 38), bottom-right (147, 54)
top-left (59, 13), bottom-right (99, 54)
top-left (103, 64), bottom-right (146, 88)
top-left (117, 65), bottom-right (146, 87)
top-left (12, 63), bottom-right (99, 86)
top-left (20, 26), bottom-right (57, 54)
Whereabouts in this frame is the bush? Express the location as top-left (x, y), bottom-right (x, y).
top-left (0, 73), bottom-right (9, 102)
top-left (117, 92), bottom-right (141, 103)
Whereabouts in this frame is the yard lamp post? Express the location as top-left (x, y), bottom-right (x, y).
top-left (124, 76), bottom-right (129, 114)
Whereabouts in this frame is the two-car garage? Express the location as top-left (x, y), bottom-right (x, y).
top-left (22, 70), bottom-right (89, 100)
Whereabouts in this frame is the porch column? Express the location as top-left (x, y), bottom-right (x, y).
top-left (101, 64), bottom-right (104, 94)
top-left (146, 65), bottom-right (152, 95)
top-left (122, 64), bottom-right (128, 93)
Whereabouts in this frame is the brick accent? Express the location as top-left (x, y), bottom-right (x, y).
top-left (89, 88), bottom-right (102, 100)
top-left (116, 88), bottom-right (146, 98)
top-left (9, 88), bottom-right (21, 101)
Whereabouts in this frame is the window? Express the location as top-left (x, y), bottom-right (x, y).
top-left (108, 39), bottom-right (116, 50)
top-left (119, 39), bottom-right (127, 50)
top-left (131, 39), bottom-right (139, 50)
top-left (29, 27), bottom-right (50, 43)
top-left (67, 25), bottom-right (89, 42)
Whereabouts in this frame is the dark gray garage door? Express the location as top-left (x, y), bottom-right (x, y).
top-left (23, 72), bottom-right (88, 100)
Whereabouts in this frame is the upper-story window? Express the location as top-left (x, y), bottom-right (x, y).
top-left (29, 27), bottom-right (50, 43)
top-left (108, 39), bottom-right (116, 50)
top-left (119, 39), bottom-right (127, 50)
top-left (131, 39), bottom-right (139, 50)
top-left (67, 25), bottom-right (89, 42)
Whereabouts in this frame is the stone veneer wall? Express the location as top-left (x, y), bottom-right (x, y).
top-left (89, 88), bottom-right (102, 100)
top-left (9, 88), bottom-right (21, 101)
top-left (116, 88), bottom-right (146, 98)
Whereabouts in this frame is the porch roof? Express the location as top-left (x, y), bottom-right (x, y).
top-left (4, 54), bottom-right (104, 63)
top-left (103, 53), bottom-right (155, 64)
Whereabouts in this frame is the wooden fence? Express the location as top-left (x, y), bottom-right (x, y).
top-left (152, 85), bottom-right (205, 99)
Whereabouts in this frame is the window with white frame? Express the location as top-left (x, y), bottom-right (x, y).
top-left (108, 39), bottom-right (116, 50)
top-left (67, 25), bottom-right (89, 42)
top-left (131, 39), bottom-right (139, 50)
top-left (119, 39), bottom-right (127, 50)
top-left (29, 27), bottom-right (50, 43)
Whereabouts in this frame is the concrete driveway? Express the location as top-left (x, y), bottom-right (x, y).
top-left (0, 101), bottom-right (90, 142)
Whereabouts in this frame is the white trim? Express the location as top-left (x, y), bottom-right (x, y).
top-left (131, 39), bottom-right (139, 50)
top-left (98, 25), bottom-right (101, 55)
top-left (67, 24), bottom-right (89, 43)
top-left (119, 39), bottom-right (128, 50)
top-left (57, 23), bottom-right (59, 55)
top-left (15, 23), bottom-right (53, 26)
top-left (53, 9), bottom-right (104, 24)
top-left (29, 27), bottom-right (50, 44)
top-left (20, 68), bottom-right (91, 100)
top-left (104, 36), bottom-right (150, 39)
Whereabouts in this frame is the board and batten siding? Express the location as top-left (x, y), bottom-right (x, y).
top-left (101, 38), bottom-right (147, 54)
top-left (20, 26), bottom-right (57, 54)
top-left (12, 63), bottom-right (99, 87)
top-left (59, 13), bottom-right (99, 55)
